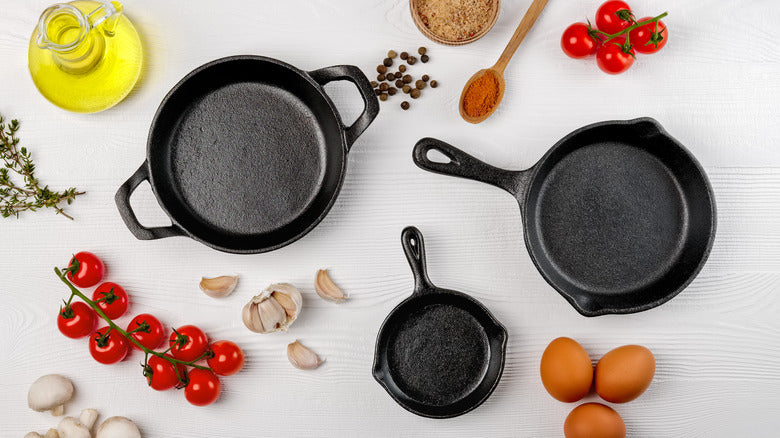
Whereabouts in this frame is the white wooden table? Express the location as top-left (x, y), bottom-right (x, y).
top-left (2, 0), bottom-right (779, 436)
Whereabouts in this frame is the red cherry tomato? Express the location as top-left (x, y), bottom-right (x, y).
top-left (597, 38), bottom-right (635, 74)
top-left (629, 17), bottom-right (667, 54)
top-left (65, 252), bottom-right (105, 288)
top-left (126, 313), bottom-right (165, 350)
top-left (92, 282), bottom-right (129, 319)
top-left (561, 22), bottom-right (600, 59)
top-left (207, 341), bottom-right (245, 376)
top-left (57, 302), bottom-right (96, 339)
top-left (169, 325), bottom-right (209, 362)
top-left (595, 1), bottom-right (633, 34)
top-left (145, 355), bottom-right (187, 391)
top-left (185, 369), bottom-right (221, 406)
top-left (89, 327), bottom-right (129, 365)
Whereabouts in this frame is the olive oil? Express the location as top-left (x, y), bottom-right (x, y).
top-left (28, 1), bottom-right (142, 113)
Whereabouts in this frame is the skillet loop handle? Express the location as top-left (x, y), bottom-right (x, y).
top-left (115, 162), bottom-right (184, 240)
top-left (413, 138), bottom-right (526, 196)
top-left (401, 226), bottom-right (434, 294)
top-left (309, 65), bottom-right (379, 150)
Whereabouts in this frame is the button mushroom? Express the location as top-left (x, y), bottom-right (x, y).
top-left (96, 416), bottom-right (141, 438)
top-left (28, 375), bottom-right (74, 416)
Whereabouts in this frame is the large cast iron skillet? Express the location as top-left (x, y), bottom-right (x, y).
top-left (373, 226), bottom-right (507, 418)
top-left (413, 118), bottom-right (716, 316)
top-left (116, 55), bottom-right (379, 253)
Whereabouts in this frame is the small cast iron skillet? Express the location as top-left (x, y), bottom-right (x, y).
top-left (373, 226), bottom-right (507, 418)
top-left (413, 118), bottom-right (716, 316)
top-left (115, 55), bottom-right (379, 254)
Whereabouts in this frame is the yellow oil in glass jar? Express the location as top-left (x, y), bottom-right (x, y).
top-left (28, 1), bottom-right (143, 113)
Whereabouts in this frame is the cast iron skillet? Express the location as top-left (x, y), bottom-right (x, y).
top-left (115, 55), bottom-right (379, 254)
top-left (413, 118), bottom-right (716, 316)
top-left (373, 226), bottom-right (507, 418)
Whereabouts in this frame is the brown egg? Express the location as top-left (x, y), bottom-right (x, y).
top-left (540, 337), bottom-right (593, 402)
top-left (595, 344), bottom-right (655, 403)
top-left (564, 403), bottom-right (626, 438)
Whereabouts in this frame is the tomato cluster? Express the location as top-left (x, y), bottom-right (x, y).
top-left (56, 252), bottom-right (244, 407)
top-left (561, 1), bottom-right (668, 75)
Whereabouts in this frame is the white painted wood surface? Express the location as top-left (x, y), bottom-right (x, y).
top-left (1, 0), bottom-right (779, 436)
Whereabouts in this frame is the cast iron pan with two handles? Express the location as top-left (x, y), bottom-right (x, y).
top-left (413, 118), bottom-right (716, 316)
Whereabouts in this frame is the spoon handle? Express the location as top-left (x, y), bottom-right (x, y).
top-left (494, 0), bottom-right (550, 72)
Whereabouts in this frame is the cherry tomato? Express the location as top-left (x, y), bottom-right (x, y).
top-left (169, 325), bottom-right (209, 362)
top-left (629, 17), bottom-right (667, 54)
top-left (57, 302), bottom-right (96, 339)
top-left (595, 1), bottom-right (633, 34)
top-left (597, 38), bottom-right (635, 74)
top-left (145, 355), bottom-right (187, 391)
top-left (65, 252), bottom-right (104, 288)
top-left (185, 369), bottom-right (221, 406)
top-left (92, 282), bottom-right (129, 319)
top-left (126, 313), bottom-right (165, 350)
top-left (207, 341), bottom-right (245, 376)
top-left (561, 22), bottom-right (600, 59)
top-left (89, 327), bottom-right (129, 365)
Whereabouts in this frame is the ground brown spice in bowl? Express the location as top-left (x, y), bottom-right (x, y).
top-left (415, 0), bottom-right (496, 42)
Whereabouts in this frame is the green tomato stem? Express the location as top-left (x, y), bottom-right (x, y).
top-left (54, 267), bottom-right (209, 370)
top-left (600, 12), bottom-right (668, 43)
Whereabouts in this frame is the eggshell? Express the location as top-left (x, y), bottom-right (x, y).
top-left (564, 403), bottom-right (626, 438)
top-left (595, 344), bottom-right (655, 403)
top-left (540, 337), bottom-right (593, 402)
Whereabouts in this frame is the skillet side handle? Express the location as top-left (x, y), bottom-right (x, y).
top-left (401, 226), bottom-right (435, 294)
top-left (413, 138), bottom-right (527, 196)
top-left (115, 162), bottom-right (184, 240)
top-left (309, 65), bottom-right (380, 150)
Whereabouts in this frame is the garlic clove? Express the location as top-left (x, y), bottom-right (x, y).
top-left (287, 340), bottom-right (323, 370)
top-left (242, 301), bottom-right (264, 333)
top-left (200, 275), bottom-right (238, 298)
top-left (78, 408), bottom-right (99, 430)
top-left (258, 296), bottom-right (287, 332)
top-left (315, 269), bottom-right (347, 302)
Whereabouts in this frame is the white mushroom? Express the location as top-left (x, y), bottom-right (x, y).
top-left (79, 409), bottom-right (99, 431)
top-left (24, 432), bottom-right (44, 438)
top-left (96, 417), bottom-right (141, 438)
top-left (44, 429), bottom-right (60, 438)
top-left (28, 374), bottom-right (74, 416)
top-left (57, 416), bottom-right (91, 438)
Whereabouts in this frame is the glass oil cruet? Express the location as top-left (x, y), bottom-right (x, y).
top-left (28, 1), bottom-right (143, 113)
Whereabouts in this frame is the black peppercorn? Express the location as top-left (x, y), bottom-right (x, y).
top-left (388, 50), bottom-right (397, 59)
top-left (383, 58), bottom-right (393, 67)
top-left (421, 54), bottom-right (429, 63)
top-left (398, 65), bottom-right (406, 73)
top-left (407, 56), bottom-right (417, 65)
top-left (377, 65), bottom-right (387, 74)
top-left (422, 75), bottom-right (429, 82)
top-left (430, 80), bottom-right (438, 88)
top-left (370, 81), bottom-right (378, 88)
top-left (410, 89), bottom-right (421, 99)
top-left (386, 73), bottom-right (395, 81)
top-left (379, 83), bottom-right (389, 91)
top-left (402, 74), bottom-right (412, 83)
top-left (400, 51), bottom-right (408, 60)
top-left (388, 87), bottom-right (397, 96)
top-left (379, 93), bottom-right (388, 101)
top-left (377, 74), bottom-right (385, 81)
top-left (395, 80), bottom-right (404, 88)
top-left (418, 47), bottom-right (427, 55)
top-left (401, 101), bottom-right (410, 110)
top-left (402, 85), bottom-right (411, 94)
top-left (415, 80), bottom-right (426, 90)
top-left (374, 89), bottom-right (381, 96)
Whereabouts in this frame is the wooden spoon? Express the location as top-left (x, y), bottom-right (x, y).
top-left (460, 0), bottom-right (550, 124)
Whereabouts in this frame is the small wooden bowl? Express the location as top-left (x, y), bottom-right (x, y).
top-left (410, 0), bottom-right (501, 46)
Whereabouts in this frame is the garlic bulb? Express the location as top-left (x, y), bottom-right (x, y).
top-left (315, 269), bottom-right (347, 303)
top-left (287, 340), bottom-right (323, 370)
top-left (242, 283), bottom-right (302, 333)
top-left (200, 275), bottom-right (238, 298)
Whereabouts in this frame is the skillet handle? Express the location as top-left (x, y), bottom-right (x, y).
top-left (401, 226), bottom-right (435, 294)
top-left (115, 162), bottom-right (184, 240)
top-left (309, 65), bottom-right (380, 149)
top-left (413, 138), bottom-right (529, 196)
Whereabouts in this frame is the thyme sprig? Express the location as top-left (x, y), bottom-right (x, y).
top-left (0, 115), bottom-right (84, 220)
